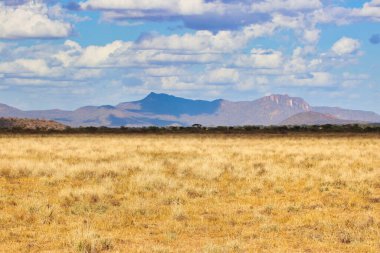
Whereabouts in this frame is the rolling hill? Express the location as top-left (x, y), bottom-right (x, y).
top-left (280, 112), bottom-right (362, 126)
top-left (0, 118), bottom-right (67, 130)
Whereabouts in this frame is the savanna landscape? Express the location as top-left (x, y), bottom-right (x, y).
top-left (2, 0), bottom-right (380, 252)
top-left (0, 134), bottom-right (379, 252)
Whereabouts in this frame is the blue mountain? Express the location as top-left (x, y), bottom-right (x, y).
top-left (118, 92), bottom-right (222, 116)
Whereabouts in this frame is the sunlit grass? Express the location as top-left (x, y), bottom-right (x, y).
top-left (0, 134), bottom-right (379, 252)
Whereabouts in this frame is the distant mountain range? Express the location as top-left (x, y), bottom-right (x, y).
top-left (1, 93), bottom-right (379, 127)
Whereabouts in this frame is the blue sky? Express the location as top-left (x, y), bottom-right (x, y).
top-left (0, 0), bottom-right (379, 113)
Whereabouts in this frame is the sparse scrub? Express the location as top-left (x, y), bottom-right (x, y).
top-left (70, 226), bottom-right (113, 253)
top-left (0, 134), bottom-right (379, 252)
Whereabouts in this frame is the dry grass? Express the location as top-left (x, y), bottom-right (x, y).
top-left (0, 134), bottom-right (379, 252)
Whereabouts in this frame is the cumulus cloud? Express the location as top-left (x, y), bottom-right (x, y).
top-left (160, 76), bottom-right (200, 90)
top-left (310, 7), bottom-right (352, 25)
top-left (302, 29), bottom-right (320, 44)
top-left (236, 49), bottom-right (283, 69)
top-left (236, 76), bottom-right (269, 91)
top-left (80, 0), bottom-right (233, 30)
top-left (331, 37), bottom-right (361, 56)
top-left (52, 24), bottom-right (278, 68)
top-left (282, 47), bottom-right (320, 74)
top-left (0, 1), bottom-right (72, 39)
top-left (72, 0), bottom-right (380, 38)
top-left (0, 58), bottom-right (54, 77)
top-left (0, 22), bottom-right (365, 95)
top-left (270, 13), bottom-right (321, 45)
top-left (144, 67), bottom-right (185, 77)
top-left (80, 0), bottom-right (223, 15)
top-left (136, 30), bottom-right (249, 53)
top-left (251, 0), bottom-right (322, 13)
top-left (205, 68), bottom-right (240, 84)
top-left (76, 40), bottom-right (131, 67)
top-left (0, 33), bottom-right (362, 94)
top-left (78, 0), bottom-right (324, 32)
top-left (352, 0), bottom-right (380, 21)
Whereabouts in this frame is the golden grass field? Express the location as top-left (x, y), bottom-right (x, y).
top-left (0, 134), bottom-right (379, 252)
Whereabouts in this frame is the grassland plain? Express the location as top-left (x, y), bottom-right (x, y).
top-left (0, 134), bottom-right (379, 253)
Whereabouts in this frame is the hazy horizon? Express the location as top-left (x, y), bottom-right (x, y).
top-left (1, 92), bottom-right (380, 115)
top-left (0, 1), bottom-right (379, 113)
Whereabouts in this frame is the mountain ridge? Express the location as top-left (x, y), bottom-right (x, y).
top-left (1, 93), bottom-right (379, 127)
top-left (280, 112), bottom-right (363, 126)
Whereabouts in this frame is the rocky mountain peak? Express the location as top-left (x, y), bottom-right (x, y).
top-left (261, 94), bottom-right (311, 111)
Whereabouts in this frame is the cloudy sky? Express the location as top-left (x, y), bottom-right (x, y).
top-left (0, 0), bottom-right (379, 112)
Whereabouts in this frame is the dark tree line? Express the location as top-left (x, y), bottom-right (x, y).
top-left (0, 124), bottom-right (379, 135)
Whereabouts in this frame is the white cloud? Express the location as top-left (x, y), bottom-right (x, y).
top-left (277, 72), bottom-right (333, 87)
top-left (79, 0), bottom-right (325, 37)
top-left (53, 25), bottom-right (277, 69)
top-left (251, 49), bottom-right (283, 68)
top-left (353, 0), bottom-right (380, 20)
top-left (236, 49), bottom-right (283, 69)
top-left (283, 47), bottom-right (320, 74)
top-left (312, 1), bottom-right (380, 26)
top-left (206, 68), bottom-right (239, 84)
top-left (72, 69), bottom-right (103, 80)
top-left (48, 4), bottom-right (90, 23)
top-left (51, 27), bottom-right (271, 69)
top-left (331, 37), bottom-right (361, 56)
top-left (242, 22), bottom-right (278, 39)
top-left (237, 76), bottom-right (269, 91)
top-left (112, 50), bottom-right (221, 66)
top-left (271, 13), bottom-right (321, 44)
top-left (77, 0), bottom-right (380, 47)
top-left (251, 0), bottom-right (322, 12)
top-left (144, 67), bottom-right (185, 77)
top-left (0, 2), bottom-right (72, 39)
top-left (160, 76), bottom-right (200, 90)
top-left (0, 59), bottom-right (51, 76)
top-left (302, 29), bottom-right (320, 44)
top-left (77, 41), bottom-right (131, 67)
top-left (136, 30), bottom-right (258, 53)
top-left (80, 0), bottom-right (224, 15)
top-left (272, 13), bottom-right (303, 29)
top-left (310, 7), bottom-right (352, 25)
top-left (54, 40), bottom-right (82, 67)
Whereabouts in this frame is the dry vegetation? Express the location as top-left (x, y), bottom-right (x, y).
top-left (0, 118), bottom-right (67, 131)
top-left (0, 134), bottom-right (379, 252)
